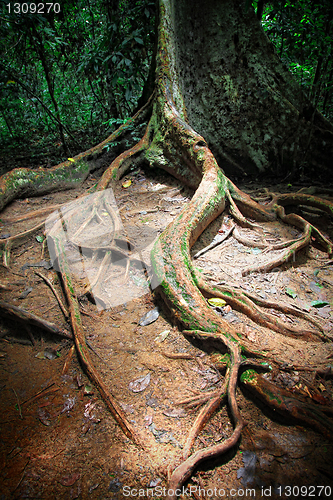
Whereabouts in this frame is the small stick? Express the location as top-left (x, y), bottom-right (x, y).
top-left (193, 225), bottom-right (235, 259)
top-left (62, 345), bottom-right (75, 375)
top-left (16, 244), bottom-right (34, 258)
top-left (2, 204), bottom-right (61, 223)
top-left (79, 308), bottom-right (99, 320)
top-left (12, 388), bottom-right (23, 419)
top-left (161, 351), bottom-right (196, 360)
top-left (13, 459), bottom-right (30, 493)
top-left (25, 324), bottom-right (35, 346)
top-left (34, 270), bottom-right (68, 319)
top-left (21, 382), bottom-right (58, 406)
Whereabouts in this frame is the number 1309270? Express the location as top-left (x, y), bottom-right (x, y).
top-left (6, 3), bottom-right (60, 14)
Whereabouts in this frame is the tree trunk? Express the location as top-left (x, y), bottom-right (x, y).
top-left (160, 0), bottom-right (333, 181)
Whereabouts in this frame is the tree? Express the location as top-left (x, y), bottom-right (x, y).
top-left (0, 0), bottom-right (155, 159)
top-left (1, 0), bottom-right (333, 496)
top-left (260, 0), bottom-right (333, 121)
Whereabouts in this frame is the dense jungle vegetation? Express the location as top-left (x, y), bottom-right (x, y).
top-left (0, 0), bottom-right (332, 174)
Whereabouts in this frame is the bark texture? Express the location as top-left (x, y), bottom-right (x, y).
top-left (168, 0), bottom-right (333, 179)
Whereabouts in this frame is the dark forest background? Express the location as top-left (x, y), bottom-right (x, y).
top-left (0, 0), bottom-right (332, 174)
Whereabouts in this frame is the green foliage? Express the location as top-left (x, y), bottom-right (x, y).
top-left (0, 0), bottom-right (155, 164)
top-left (257, 0), bottom-right (333, 121)
top-left (3, 0), bottom-right (331, 172)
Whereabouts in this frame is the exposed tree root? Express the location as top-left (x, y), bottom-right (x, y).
top-left (1, 89), bottom-right (332, 498)
top-left (34, 270), bottom-right (69, 319)
top-left (166, 331), bottom-right (243, 500)
top-left (0, 300), bottom-right (72, 340)
top-left (240, 370), bottom-right (333, 440)
top-left (194, 273), bottom-right (327, 341)
top-left (2, 204), bottom-right (62, 223)
top-left (1, 220), bottom-right (46, 267)
top-left (54, 234), bottom-right (144, 448)
top-left (0, 94), bottom-right (153, 212)
top-left (182, 380), bottom-right (227, 460)
top-left (177, 390), bottom-right (221, 409)
top-left (95, 120), bottom-right (151, 192)
top-left (1, 74), bottom-right (332, 494)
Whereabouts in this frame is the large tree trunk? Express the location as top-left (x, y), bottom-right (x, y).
top-left (155, 0), bottom-right (333, 180)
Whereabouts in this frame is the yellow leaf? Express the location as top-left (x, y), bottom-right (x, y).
top-left (208, 298), bottom-right (227, 307)
top-left (68, 158), bottom-right (75, 162)
top-left (122, 179), bottom-right (132, 189)
top-left (7, 80), bottom-right (16, 85)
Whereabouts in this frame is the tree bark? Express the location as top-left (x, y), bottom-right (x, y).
top-left (158, 0), bottom-right (333, 180)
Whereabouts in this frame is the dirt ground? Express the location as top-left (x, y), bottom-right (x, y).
top-left (1, 167), bottom-right (333, 500)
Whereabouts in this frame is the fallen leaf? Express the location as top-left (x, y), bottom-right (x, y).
top-left (37, 408), bottom-right (51, 426)
top-left (128, 373), bottom-right (151, 392)
top-left (163, 408), bottom-right (186, 418)
top-left (285, 287), bottom-right (297, 299)
top-left (35, 349), bottom-right (58, 360)
top-left (122, 179), bottom-right (132, 188)
top-left (208, 298), bottom-right (227, 307)
top-left (59, 472), bottom-right (80, 486)
top-left (144, 414), bottom-right (153, 426)
top-left (154, 330), bottom-right (170, 342)
top-left (311, 300), bottom-right (329, 308)
top-left (237, 451), bottom-right (257, 486)
top-left (19, 286), bottom-right (33, 299)
top-left (61, 397), bottom-right (76, 413)
top-left (246, 330), bottom-right (257, 342)
top-left (139, 307), bottom-right (159, 326)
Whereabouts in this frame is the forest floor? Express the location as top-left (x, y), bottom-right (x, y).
top-left (1, 166), bottom-right (333, 500)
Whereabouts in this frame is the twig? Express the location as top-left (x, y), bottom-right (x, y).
top-left (34, 270), bottom-right (68, 319)
top-left (62, 345), bottom-right (75, 375)
top-left (12, 388), bottom-right (23, 419)
top-left (161, 351), bottom-right (196, 360)
top-left (79, 308), bottom-right (99, 320)
top-left (12, 459), bottom-right (30, 493)
top-left (193, 225), bottom-right (235, 259)
top-left (21, 382), bottom-right (58, 406)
